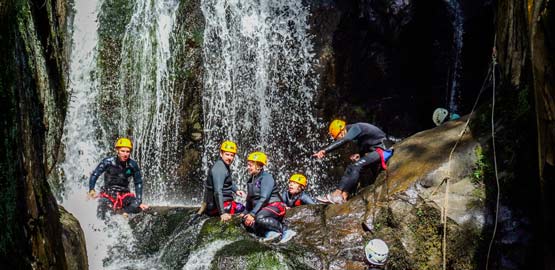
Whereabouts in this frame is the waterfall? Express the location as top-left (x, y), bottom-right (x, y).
top-left (59, 0), bottom-right (181, 268)
top-left (446, 0), bottom-right (464, 113)
top-left (201, 0), bottom-right (323, 191)
top-left (117, 0), bottom-right (181, 203)
top-left (59, 1), bottom-right (120, 269)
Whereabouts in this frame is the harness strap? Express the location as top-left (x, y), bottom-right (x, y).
top-left (263, 201), bottom-right (286, 217)
top-left (375, 148), bottom-right (388, 170)
top-left (294, 199), bottom-right (302, 207)
top-left (99, 192), bottom-right (136, 210)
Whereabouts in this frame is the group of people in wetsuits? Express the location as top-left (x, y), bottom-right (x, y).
top-left (86, 119), bottom-right (392, 248)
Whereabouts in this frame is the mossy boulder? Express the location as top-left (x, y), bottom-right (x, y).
top-left (59, 206), bottom-right (88, 270)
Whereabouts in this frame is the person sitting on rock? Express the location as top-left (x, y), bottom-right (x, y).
top-left (204, 140), bottom-right (246, 222)
top-left (241, 151), bottom-right (296, 243)
top-left (281, 173), bottom-right (315, 208)
top-left (313, 120), bottom-right (392, 204)
top-left (88, 138), bottom-right (149, 219)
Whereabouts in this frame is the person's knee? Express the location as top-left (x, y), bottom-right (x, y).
top-left (124, 198), bottom-right (141, 213)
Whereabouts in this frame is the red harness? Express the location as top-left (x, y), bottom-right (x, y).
top-left (208, 200), bottom-right (239, 215)
top-left (99, 192), bottom-right (136, 210)
top-left (262, 201), bottom-right (286, 217)
top-left (294, 199), bottom-right (302, 207)
top-left (375, 148), bottom-right (388, 170)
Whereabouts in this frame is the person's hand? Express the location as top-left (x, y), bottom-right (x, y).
top-left (312, 150), bottom-right (326, 159)
top-left (243, 214), bottom-right (255, 227)
top-left (139, 203), bottom-right (149, 210)
top-left (87, 190), bottom-right (96, 199)
top-left (236, 190), bottom-right (246, 197)
top-left (350, 153), bottom-right (360, 162)
top-left (220, 213), bottom-right (232, 222)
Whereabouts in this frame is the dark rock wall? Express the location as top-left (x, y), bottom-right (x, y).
top-left (496, 0), bottom-right (555, 269)
top-left (310, 0), bottom-right (494, 137)
top-left (0, 0), bottom-right (73, 268)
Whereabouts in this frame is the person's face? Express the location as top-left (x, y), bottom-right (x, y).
top-left (247, 161), bottom-right (262, 175)
top-left (334, 129), bottom-right (347, 140)
top-left (220, 151), bottom-right (236, 165)
top-left (288, 181), bottom-right (303, 195)
top-left (117, 147), bottom-right (131, 162)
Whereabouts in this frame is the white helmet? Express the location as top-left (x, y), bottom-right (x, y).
top-left (365, 238), bottom-right (389, 266)
top-left (432, 108), bottom-right (449, 126)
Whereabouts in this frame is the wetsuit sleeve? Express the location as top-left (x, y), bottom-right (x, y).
top-left (132, 162), bottom-right (143, 202)
top-left (301, 192), bottom-right (316, 205)
top-left (89, 159), bottom-right (108, 191)
top-left (322, 125), bottom-right (361, 153)
top-left (251, 174), bottom-right (275, 215)
top-left (211, 163), bottom-right (228, 215)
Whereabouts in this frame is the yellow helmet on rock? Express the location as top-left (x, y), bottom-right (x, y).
top-left (220, 140), bottom-right (238, 154)
top-left (328, 119), bottom-right (346, 139)
top-left (289, 173), bottom-right (307, 187)
top-left (115, 138), bottom-right (133, 149)
top-left (247, 151), bottom-right (267, 165)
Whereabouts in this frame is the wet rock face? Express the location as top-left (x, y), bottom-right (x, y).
top-left (0, 0), bottom-right (77, 268)
top-left (125, 119), bottom-right (533, 269)
top-left (60, 206), bottom-right (88, 270)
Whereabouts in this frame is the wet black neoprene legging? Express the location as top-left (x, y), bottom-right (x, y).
top-left (337, 151), bottom-right (381, 193)
top-left (254, 204), bottom-right (285, 234)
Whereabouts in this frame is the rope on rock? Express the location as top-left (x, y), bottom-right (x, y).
top-left (485, 43), bottom-right (500, 270)
top-left (440, 44), bottom-right (498, 270)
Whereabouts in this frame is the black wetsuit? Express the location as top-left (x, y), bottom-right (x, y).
top-left (281, 190), bottom-right (316, 207)
top-left (89, 157), bottom-right (143, 218)
top-left (204, 158), bottom-right (242, 215)
top-left (323, 122), bottom-right (386, 193)
top-left (244, 170), bottom-right (286, 235)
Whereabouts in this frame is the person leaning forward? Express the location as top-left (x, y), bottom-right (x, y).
top-left (313, 120), bottom-right (388, 204)
top-left (88, 138), bottom-right (149, 219)
top-left (204, 140), bottom-right (246, 222)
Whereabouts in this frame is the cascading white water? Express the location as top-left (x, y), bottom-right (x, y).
top-left (59, 1), bottom-right (129, 269)
top-left (201, 0), bottom-right (323, 191)
top-left (117, 0), bottom-right (181, 204)
top-left (59, 0), bottom-right (181, 268)
top-left (446, 0), bottom-right (464, 113)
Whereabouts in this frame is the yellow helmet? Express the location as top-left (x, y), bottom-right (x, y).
top-left (220, 140), bottom-right (238, 154)
top-left (115, 138), bottom-right (133, 149)
top-left (289, 173), bottom-right (307, 187)
top-left (247, 151), bottom-right (267, 165)
top-left (329, 119), bottom-right (346, 139)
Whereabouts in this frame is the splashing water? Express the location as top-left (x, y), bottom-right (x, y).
top-left (117, 0), bottom-right (181, 204)
top-left (182, 240), bottom-right (234, 270)
top-left (201, 0), bottom-right (324, 192)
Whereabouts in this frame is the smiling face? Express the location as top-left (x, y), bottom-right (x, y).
top-left (220, 151), bottom-right (236, 166)
top-left (288, 181), bottom-right (303, 195)
top-left (117, 147), bottom-right (131, 162)
top-left (247, 160), bottom-right (262, 175)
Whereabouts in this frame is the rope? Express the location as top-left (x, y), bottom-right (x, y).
top-left (485, 45), bottom-right (501, 270)
top-left (440, 46), bottom-right (497, 270)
